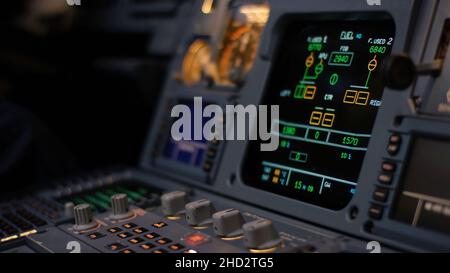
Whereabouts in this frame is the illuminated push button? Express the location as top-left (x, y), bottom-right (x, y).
top-left (87, 232), bottom-right (105, 240)
top-left (120, 249), bottom-right (135, 254)
top-left (110, 194), bottom-right (134, 221)
top-left (382, 161), bottom-right (397, 173)
top-left (168, 243), bottom-right (185, 251)
top-left (212, 209), bottom-right (245, 239)
top-left (133, 227), bottom-right (148, 234)
top-left (128, 237), bottom-right (145, 244)
top-left (156, 238), bottom-right (172, 245)
top-left (369, 204), bottom-right (384, 220)
top-left (73, 204), bottom-right (98, 232)
top-left (378, 173), bottom-right (393, 185)
top-left (161, 191), bottom-right (188, 218)
top-left (389, 134), bottom-right (402, 144)
top-left (144, 232), bottom-right (160, 239)
top-left (243, 219), bottom-right (281, 251)
top-left (373, 188), bottom-right (389, 202)
top-left (185, 199), bottom-right (215, 227)
top-left (106, 243), bottom-right (126, 251)
top-left (152, 249), bottom-right (168, 254)
top-left (140, 243), bottom-right (156, 250)
top-left (117, 232), bottom-right (133, 239)
top-left (183, 233), bottom-right (210, 246)
top-left (152, 222), bottom-right (168, 229)
top-left (387, 134), bottom-right (402, 156)
top-left (387, 144), bottom-right (400, 155)
top-left (107, 227), bottom-right (122, 234)
top-left (122, 222), bottom-right (137, 229)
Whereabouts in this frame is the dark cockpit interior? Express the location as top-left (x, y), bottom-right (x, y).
top-left (1, 0), bottom-right (450, 255)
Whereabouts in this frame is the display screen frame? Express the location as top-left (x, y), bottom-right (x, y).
top-left (391, 134), bottom-right (450, 236)
top-left (241, 13), bottom-right (396, 210)
top-left (152, 96), bottom-right (226, 184)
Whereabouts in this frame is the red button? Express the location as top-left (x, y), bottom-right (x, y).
top-left (183, 233), bottom-right (210, 246)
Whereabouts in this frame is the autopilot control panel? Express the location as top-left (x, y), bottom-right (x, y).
top-left (2, 0), bottom-right (450, 253)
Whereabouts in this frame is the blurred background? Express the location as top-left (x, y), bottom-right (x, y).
top-left (0, 0), bottom-right (193, 191)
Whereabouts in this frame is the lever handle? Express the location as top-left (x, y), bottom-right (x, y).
top-left (383, 54), bottom-right (443, 90)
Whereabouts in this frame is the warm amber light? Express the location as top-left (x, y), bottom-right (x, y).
top-left (249, 246), bottom-right (278, 253)
top-left (201, 0), bottom-right (215, 14)
top-left (19, 229), bottom-right (37, 237)
top-left (0, 235), bottom-right (18, 243)
top-left (238, 4), bottom-right (270, 25)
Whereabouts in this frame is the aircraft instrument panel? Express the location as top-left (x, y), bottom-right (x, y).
top-left (1, 0), bottom-right (450, 256)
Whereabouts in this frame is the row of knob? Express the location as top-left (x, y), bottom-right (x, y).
top-left (70, 193), bottom-right (133, 232)
top-left (161, 191), bottom-right (282, 251)
top-left (70, 191), bottom-right (282, 251)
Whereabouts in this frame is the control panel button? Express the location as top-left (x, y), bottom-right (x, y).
top-left (387, 134), bottom-right (402, 155)
top-left (107, 227), bottom-right (122, 234)
top-left (243, 219), bottom-right (281, 250)
top-left (87, 232), bottom-right (105, 240)
top-left (152, 222), bottom-right (168, 229)
top-left (122, 222), bottom-right (137, 229)
top-left (206, 148), bottom-right (217, 158)
top-left (373, 188), bottom-right (389, 202)
top-left (382, 161), bottom-right (397, 172)
top-left (129, 237), bottom-right (145, 244)
top-left (156, 238), bottom-right (172, 245)
top-left (168, 243), bottom-right (185, 251)
top-left (152, 249), bottom-right (168, 253)
top-left (119, 249), bottom-right (135, 254)
top-left (212, 209), bottom-right (245, 238)
top-left (369, 204), bottom-right (384, 220)
top-left (183, 233), bottom-right (210, 246)
top-left (117, 232), bottom-right (133, 239)
top-left (387, 144), bottom-right (400, 155)
top-left (133, 227), bottom-right (149, 234)
top-left (389, 134), bottom-right (402, 144)
top-left (106, 243), bottom-right (126, 251)
top-left (144, 232), bottom-right (160, 239)
top-left (203, 161), bottom-right (213, 172)
top-left (185, 199), bottom-right (215, 227)
top-left (378, 173), bottom-right (393, 185)
top-left (161, 191), bottom-right (188, 217)
top-left (140, 243), bottom-right (156, 250)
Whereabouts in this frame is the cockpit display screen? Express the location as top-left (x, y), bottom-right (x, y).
top-left (243, 19), bottom-right (395, 210)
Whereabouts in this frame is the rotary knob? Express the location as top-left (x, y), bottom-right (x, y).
top-left (161, 191), bottom-right (188, 218)
top-left (73, 204), bottom-right (98, 232)
top-left (110, 194), bottom-right (134, 220)
top-left (213, 209), bottom-right (245, 239)
top-left (243, 219), bottom-right (281, 251)
top-left (185, 199), bottom-right (215, 227)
